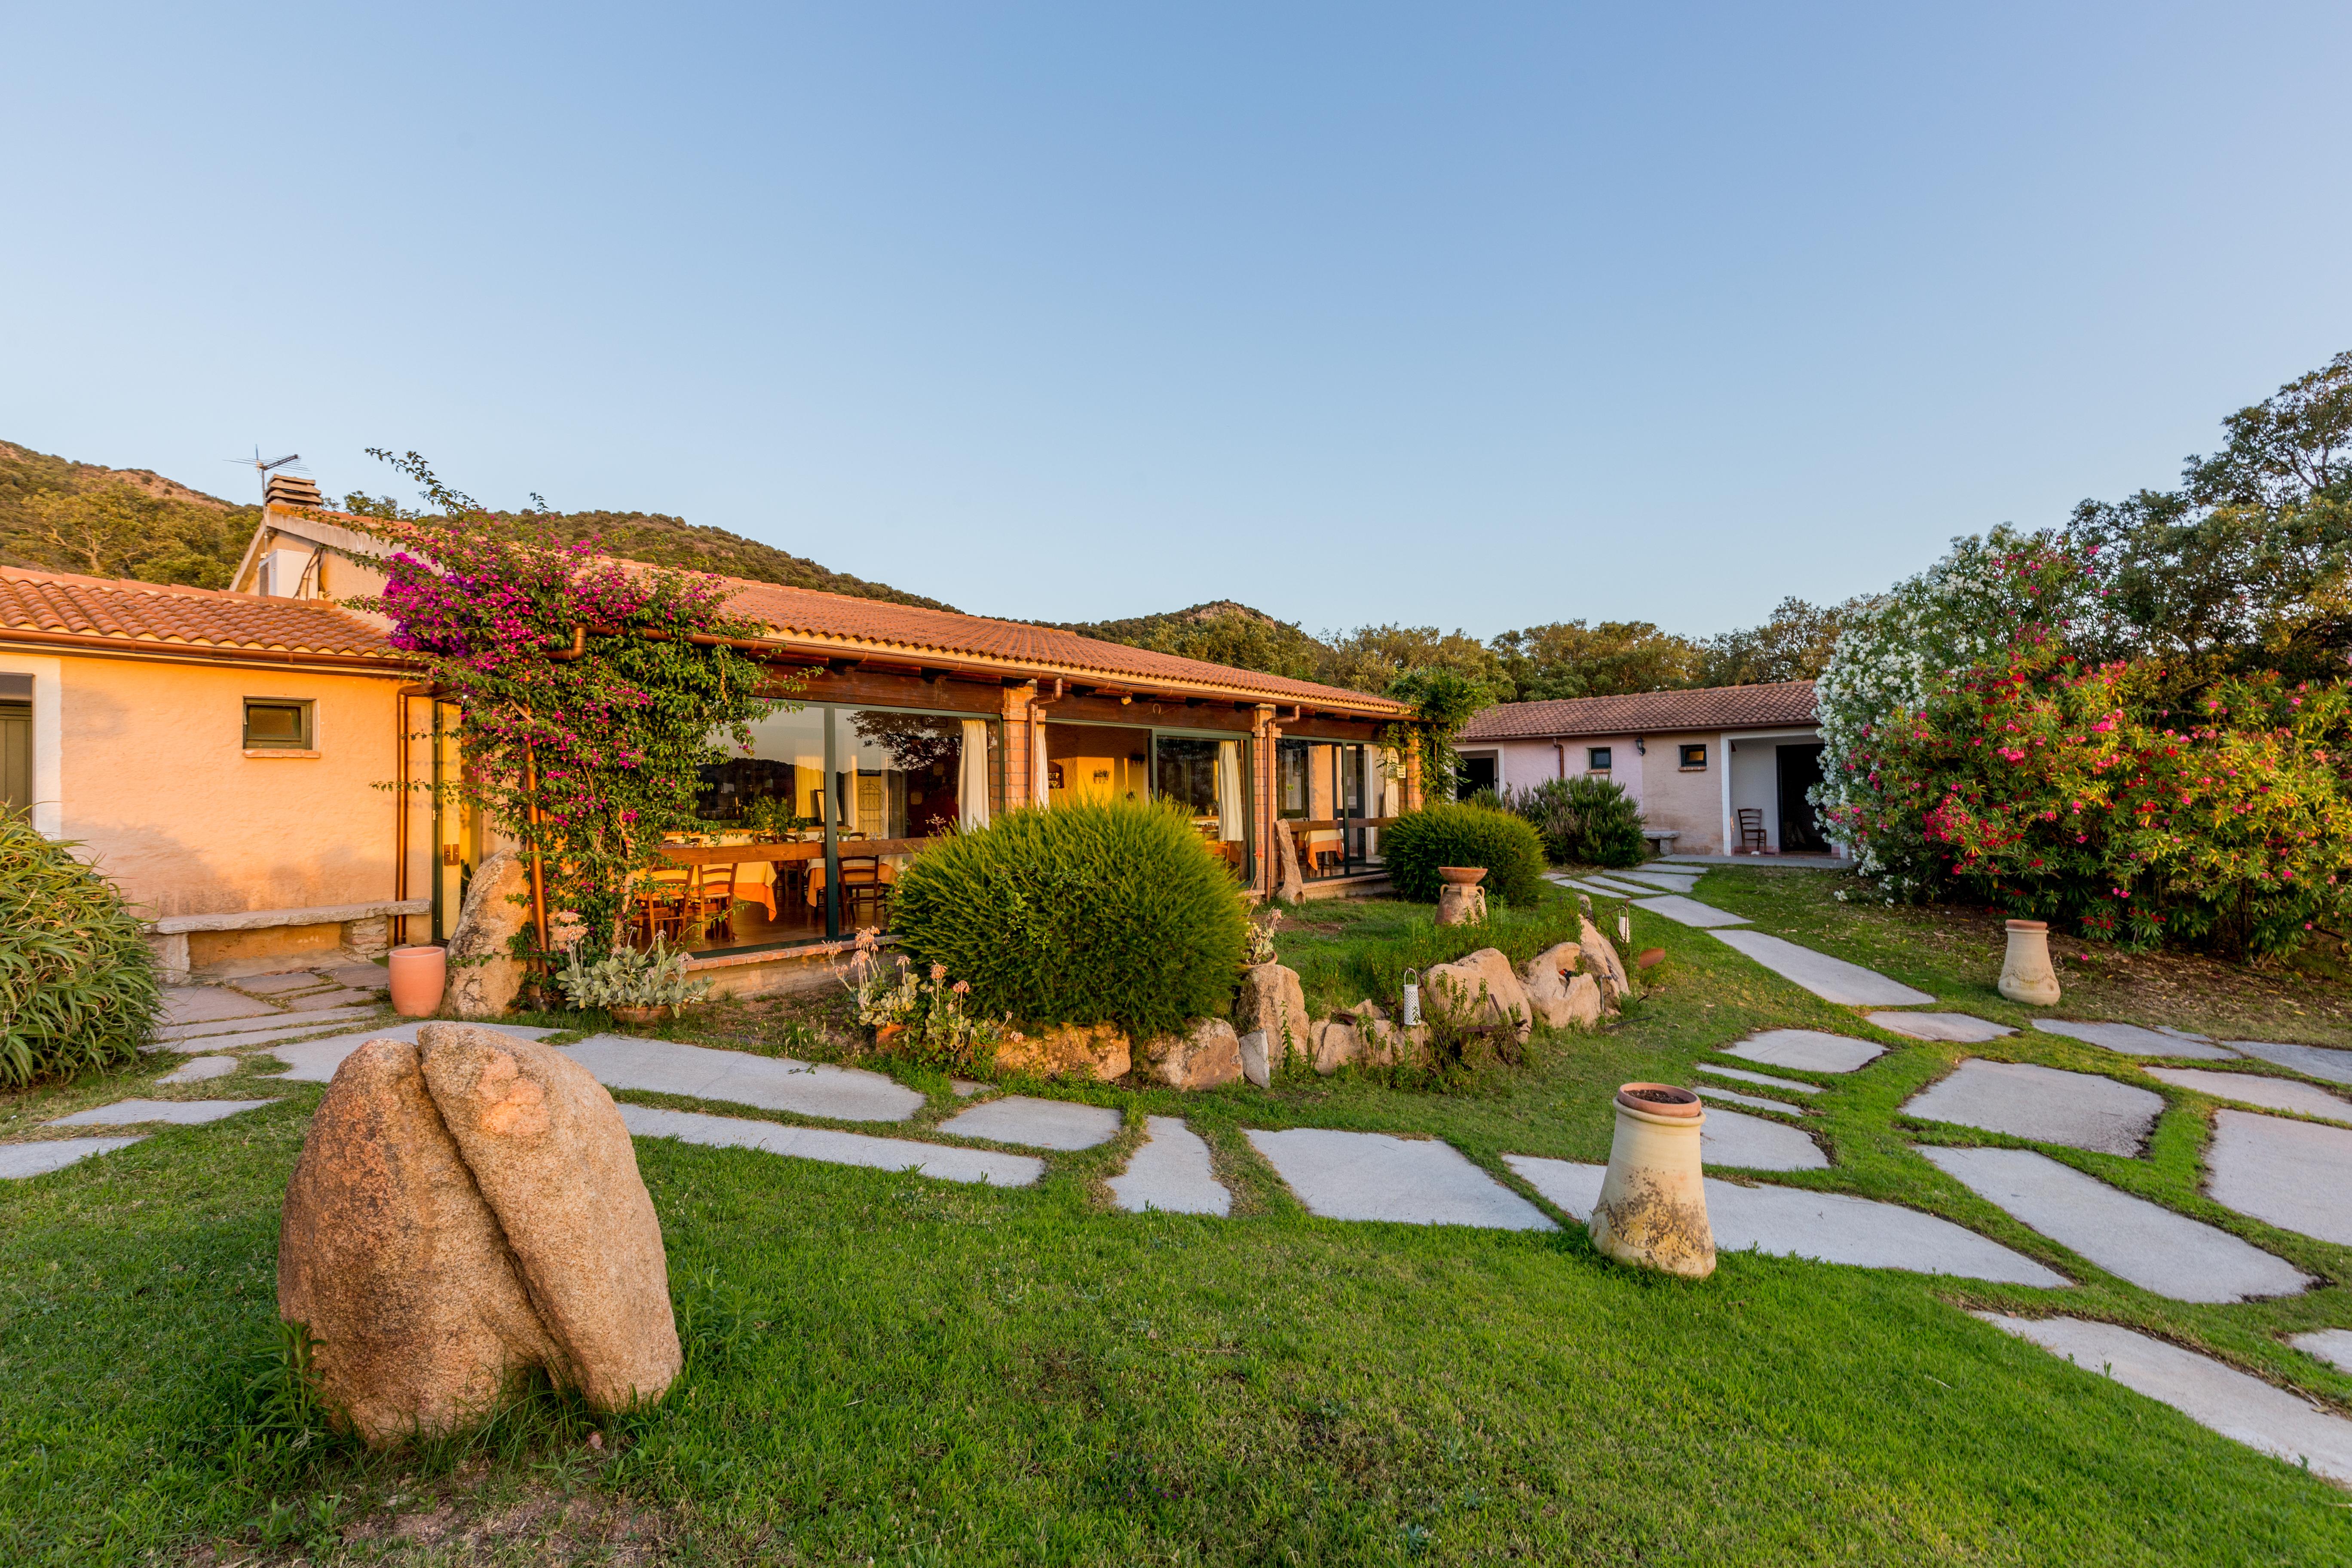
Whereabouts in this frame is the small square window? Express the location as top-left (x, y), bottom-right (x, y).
top-left (1678, 743), bottom-right (1707, 771)
top-left (1587, 747), bottom-right (1612, 772)
top-left (244, 698), bottom-right (314, 750)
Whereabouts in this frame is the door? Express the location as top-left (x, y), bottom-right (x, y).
top-left (1776, 743), bottom-right (1828, 852)
top-left (0, 701), bottom-right (29, 818)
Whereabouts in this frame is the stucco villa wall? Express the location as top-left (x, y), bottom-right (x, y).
top-left (1637, 732), bottom-right (1724, 854)
top-left (1477, 738), bottom-right (1644, 807)
top-left (56, 655), bottom-right (423, 919)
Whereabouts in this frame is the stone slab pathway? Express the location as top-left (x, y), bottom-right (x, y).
top-left (1709, 930), bottom-right (1935, 1007)
top-left (1506, 1157), bottom-right (2066, 1286)
top-left (1108, 1116), bottom-right (1231, 1216)
top-left (1694, 1084), bottom-right (1813, 1116)
top-left (156, 1056), bottom-right (238, 1084)
top-left (1701, 1107), bottom-right (1828, 1170)
top-left (153, 1008), bottom-right (386, 1053)
top-left (1611, 870), bottom-right (1701, 893)
top-left (2208, 1109), bottom-right (2352, 1246)
top-left (2292, 1329), bottom-right (2352, 1372)
top-left (266, 1023), bottom-right (557, 1084)
top-left (48, 1099), bottom-right (275, 1128)
top-left (561, 1034), bottom-right (924, 1124)
top-left (1865, 1011), bottom-right (2015, 1044)
top-left (1900, 1060), bottom-right (2162, 1156)
top-left (1724, 1029), bottom-right (1886, 1073)
top-left (2143, 1067), bottom-right (2352, 1123)
top-left (1978, 1313), bottom-right (2352, 1484)
top-left (235, 969), bottom-right (333, 996)
top-left (938, 1096), bottom-right (1123, 1151)
top-left (619, 1104), bottom-right (1042, 1187)
top-left (282, 987), bottom-right (380, 1012)
top-left (161, 987), bottom-right (278, 1026)
top-left (1564, 876), bottom-right (1653, 900)
top-left (1920, 1146), bottom-right (2308, 1303)
top-left (0, 1137), bottom-right (146, 1179)
top-left (2032, 1018), bottom-right (2236, 1061)
top-left (1631, 895), bottom-right (1752, 928)
top-left (2224, 1039), bottom-right (2352, 1087)
top-left (1246, 1129), bottom-right (1556, 1230)
top-left (1698, 1063), bottom-right (1822, 1094)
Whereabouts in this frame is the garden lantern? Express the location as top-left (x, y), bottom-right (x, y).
top-left (1400, 968), bottom-right (1421, 1027)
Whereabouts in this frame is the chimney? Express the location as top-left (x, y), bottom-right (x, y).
top-left (264, 472), bottom-right (325, 509)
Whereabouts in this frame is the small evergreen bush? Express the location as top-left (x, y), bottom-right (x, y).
top-left (1380, 803), bottom-right (1548, 905)
top-left (891, 799), bottom-right (1250, 1038)
top-left (0, 817), bottom-right (160, 1087)
top-left (1505, 776), bottom-right (1649, 867)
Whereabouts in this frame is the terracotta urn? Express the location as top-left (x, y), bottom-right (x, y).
top-left (1997, 919), bottom-right (2061, 1006)
top-left (1437, 865), bottom-right (1488, 886)
top-left (1588, 1083), bottom-right (1715, 1280)
top-left (386, 945), bottom-right (447, 1018)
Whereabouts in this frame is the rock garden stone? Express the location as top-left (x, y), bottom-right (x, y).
top-left (2206, 1109), bottom-right (2352, 1245)
top-left (991, 1022), bottom-right (1132, 1082)
top-left (1237, 1029), bottom-right (1273, 1088)
top-left (443, 851), bottom-right (531, 1019)
top-left (1309, 1016), bottom-right (1360, 1075)
top-left (1108, 1116), bottom-right (1231, 1215)
top-left (621, 1103), bottom-right (1041, 1186)
top-left (265, 1022), bottom-right (557, 1084)
top-left (1865, 1011), bottom-right (2015, 1044)
top-left (1697, 1063), bottom-right (1822, 1094)
top-left (1899, 1059), bottom-right (2163, 1156)
top-left (1977, 1314), bottom-right (2352, 1484)
top-left (156, 1055), bottom-right (238, 1084)
top-left (1423, 948), bottom-right (1533, 1038)
top-left (2031, 1018), bottom-right (2236, 1061)
top-left (1519, 942), bottom-right (1600, 1031)
top-left (419, 1024), bottom-right (683, 1415)
top-left (1700, 1107), bottom-right (1828, 1170)
top-left (1507, 1156), bottom-right (2067, 1286)
top-left (2292, 1329), bottom-right (2352, 1372)
top-left (49, 1099), bottom-right (275, 1127)
top-left (1246, 1128), bottom-right (1555, 1230)
top-left (1350, 1003), bottom-right (1426, 1068)
top-left (1630, 895), bottom-right (1751, 928)
top-left (1921, 1145), bottom-right (2308, 1303)
top-left (1708, 929), bottom-right (1935, 1006)
top-left (1578, 916), bottom-right (1631, 1007)
top-left (1724, 1029), bottom-right (1886, 1073)
top-left (939, 1094), bottom-right (1123, 1150)
top-left (1139, 1017), bottom-right (1243, 1090)
top-left (2223, 1038), bottom-right (2352, 1086)
top-left (1234, 963), bottom-right (1311, 1063)
top-left (2142, 1067), bottom-right (2352, 1122)
top-left (0, 1137), bottom-right (145, 1179)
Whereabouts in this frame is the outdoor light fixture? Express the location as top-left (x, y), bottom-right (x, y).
top-left (1635, 738), bottom-right (1646, 755)
top-left (1400, 968), bottom-right (1422, 1027)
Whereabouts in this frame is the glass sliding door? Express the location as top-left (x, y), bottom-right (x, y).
top-left (1153, 732), bottom-right (1249, 881)
top-left (1278, 736), bottom-right (1396, 881)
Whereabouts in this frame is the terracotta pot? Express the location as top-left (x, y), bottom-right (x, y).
top-left (1588, 1082), bottom-right (1715, 1280)
top-left (386, 945), bottom-right (446, 1018)
top-left (1437, 865), bottom-right (1489, 887)
top-left (1997, 919), bottom-right (2061, 1006)
top-left (610, 1004), bottom-right (674, 1026)
top-left (875, 1023), bottom-right (907, 1048)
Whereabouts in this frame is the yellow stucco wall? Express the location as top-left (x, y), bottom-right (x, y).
top-left (1637, 732), bottom-right (1723, 854)
top-left (57, 655), bottom-right (423, 917)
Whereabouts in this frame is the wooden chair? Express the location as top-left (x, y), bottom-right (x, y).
top-left (836, 855), bottom-right (889, 926)
top-left (1737, 808), bottom-right (1769, 853)
top-left (635, 867), bottom-right (693, 945)
top-left (692, 863), bottom-right (737, 943)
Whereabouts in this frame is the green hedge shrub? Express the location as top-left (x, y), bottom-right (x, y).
top-left (1380, 803), bottom-right (1548, 905)
top-left (0, 817), bottom-right (160, 1087)
top-left (891, 799), bottom-right (1250, 1038)
top-left (1505, 776), bottom-right (1649, 867)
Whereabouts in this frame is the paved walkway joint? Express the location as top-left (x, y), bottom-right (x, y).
top-left (1633, 895), bottom-right (1752, 928)
top-left (2143, 1068), bottom-right (2352, 1123)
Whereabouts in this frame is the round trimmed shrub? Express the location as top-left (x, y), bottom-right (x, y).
top-left (1381, 803), bottom-right (1548, 906)
top-left (0, 815), bottom-right (160, 1087)
top-left (1507, 776), bottom-right (1649, 867)
top-left (891, 799), bottom-right (1250, 1039)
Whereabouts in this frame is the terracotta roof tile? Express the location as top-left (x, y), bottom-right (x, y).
top-left (0, 567), bottom-right (400, 660)
top-left (1459, 681), bottom-right (1818, 741)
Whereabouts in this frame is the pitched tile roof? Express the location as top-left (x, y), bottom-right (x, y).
top-left (0, 567), bottom-right (401, 662)
top-left (1459, 680), bottom-right (1818, 741)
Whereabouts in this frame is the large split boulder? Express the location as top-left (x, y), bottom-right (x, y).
top-left (1235, 963), bottom-right (1311, 1064)
top-left (444, 851), bottom-right (531, 1018)
top-left (1423, 948), bottom-right (1533, 1039)
top-left (1520, 941), bottom-right (1602, 1031)
top-left (1579, 916), bottom-right (1632, 1008)
top-left (1309, 1015), bottom-right (1362, 1075)
top-left (277, 1023), bottom-right (681, 1445)
top-left (1139, 1017), bottom-right (1242, 1090)
top-left (994, 1022), bottom-right (1132, 1082)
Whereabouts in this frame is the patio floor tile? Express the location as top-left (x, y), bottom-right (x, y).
top-left (938, 1096), bottom-right (1123, 1150)
top-left (1899, 1060), bottom-right (2162, 1156)
top-left (1109, 1116), bottom-right (1231, 1216)
top-left (1694, 1083), bottom-right (1814, 1116)
top-left (619, 1104), bottom-right (1042, 1187)
top-left (1698, 1063), bottom-right (1822, 1094)
top-left (156, 1005), bottom-right (378, 1045)
top-left (1247, 1129), bottom-right (1556, 1230)
top-left (156, 1056), bottom-right (238, 1084)
top-left (263, 1022), bottom-right (558, 1083)
top-left (161, 987), bottom-right (277, 1026)
top-left (2292, 1329), bottom-right (2352, 1372)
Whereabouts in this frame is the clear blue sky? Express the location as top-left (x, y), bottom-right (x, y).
top-left (5, 3), bottom-right (2348, 639)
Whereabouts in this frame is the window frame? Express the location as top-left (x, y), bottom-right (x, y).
top-left (1678, 742), bottom-right (1708, 772)
top-left (1587, 746), bottom-right (1612, 772)
top-left (242, 697), bottom-right (316, 753)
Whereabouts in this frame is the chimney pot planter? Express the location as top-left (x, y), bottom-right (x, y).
top-left (1997, 919), bottom-right (2061, 1006)
top-left (1588, 1083), bottom-right (1715, 1279)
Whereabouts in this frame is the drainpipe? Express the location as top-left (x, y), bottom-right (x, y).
top-left (1555, 740), bottom-right (1565, 780)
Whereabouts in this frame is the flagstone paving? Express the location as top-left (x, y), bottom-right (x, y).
top-left (1246, 1129), bottom-right (1556, 1230)
top-left (0, 1137), bottom-right (146, 1180)
top-left (561, 1033), bottom-right (925, 1124)
top-left (281, 987), bottom-right (381, 1012)
top-left (1724, 1029), bottom-right (1887, 1073)
top-left (2206, 1109), bottom-right (2352, 1246)
top-left (1899, 1060), bottom-right (2163, 1156)
top-left (160, 986), bottom-right (278, 1026)
top-left (2224, 1038), bottom-right (2352, 1087)
top-left (1865, 1011), bottom-right (2015, 1044)
top-left (155, 1005), bottom-right (381, 1047)
top-left (1108, 1116), bottom-right (1231, 1216)
top-left (2292, 1329), bottom-right (2352, 1372)
top-left (1631, 895), bottom-right (1752, 928)
top-left (264, 1022), bottom-right (557, 1083)
top-left (1920, 1146), bottom-right (2309, 1303)
top-left (1978, 1313), bottom-right (2352, 1484)
top-left (2032, 1019), bottom-right (2237, 1061)
top-left (155, 1056), bottom-right (238, 1084)
top-left (1506, 1157), bottom-right (2067, 1286)
top-left (48, 1099), bottom-right (276, 1128)
top-left (937, 1095), bottom-right (1124, 1151)
top-left (234, 970), bottom-right (337, 996)
top-left (1694, 1084), bottom-right (1815, 1116)
top-left (1697, 1063), bottom-right (1822, 1094)
top-left (318, 962), bottom-right (392, 992)
top-left (1701, 1107), bottom-right (1828, 1170)
top-left (1564, 876), bottom-right (1653, 900)
top-left (1709, 930), bottom-right (1936, 1006)
top-left (618, 1104), bottom-right (1043, 1187)
top-left (1611, 870), bottom-right (1701, 893)
top-left (2142, 1067), bottom-right (2352, 1123)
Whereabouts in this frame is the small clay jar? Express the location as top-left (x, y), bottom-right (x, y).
top-left (386, 945), bottom-right (446, 1018)
top-left (1997, 919), bottom-right (2061, 1006)
top-left (1588, 1083), bottom-right (1715, 1279)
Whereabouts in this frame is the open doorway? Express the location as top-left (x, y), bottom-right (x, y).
top-left (1776, 742), bottom-right (1828, 852)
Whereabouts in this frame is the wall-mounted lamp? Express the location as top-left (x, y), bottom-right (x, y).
top-left (1635, 737), bottom-right (1646, 756)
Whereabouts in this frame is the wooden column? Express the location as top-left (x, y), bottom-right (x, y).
top-left (1252, 704), bottom-right (1278, 896)
top-left (999, 681), bottom-right (1038, 810)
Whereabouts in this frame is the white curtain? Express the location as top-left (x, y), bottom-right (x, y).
top-left (1216, 740), bottom-right (1243, 842)
top-left (1034, 720), bottom-right (1051, 807)
top-left (960, 719), bottom-right (991, 830)
top-left (842, 755), bottom-right (860, 835)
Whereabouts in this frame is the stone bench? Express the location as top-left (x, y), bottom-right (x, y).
top-left (1642, 829), bottom-right (1680, 857)
top-left (147, 898), bottom-right (432, 984)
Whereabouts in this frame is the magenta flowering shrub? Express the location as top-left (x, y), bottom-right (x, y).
top-left (358, 454), bottom-right (785, 954)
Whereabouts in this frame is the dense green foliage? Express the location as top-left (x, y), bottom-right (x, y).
top-left (0, 816), bottom-right (159, 1087)
top-left (0, 440), bottom-right (258, 588)
top-left (891, 799), bottom-right (1251, 1038)
top-left (1378, 802), bottom-right (1548, 906)
top-left (1504, 775), bottom-right (1648, 867)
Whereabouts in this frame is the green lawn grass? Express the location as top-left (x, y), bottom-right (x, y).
top-left (3, 875), bottom-right (2350, 1564)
